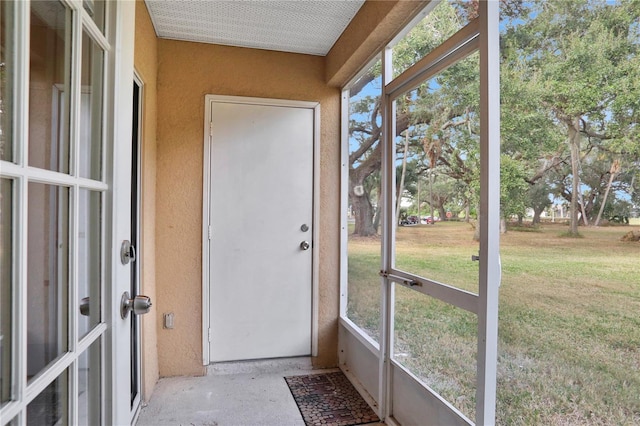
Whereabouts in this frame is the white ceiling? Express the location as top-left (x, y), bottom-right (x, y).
top-left (144, 0), bottom-right (366, 56)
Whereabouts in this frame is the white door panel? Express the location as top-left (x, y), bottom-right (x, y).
top-left (109, 1), bottom-right (136, 423)
top-left (209, 101), bottom-right (313, 362)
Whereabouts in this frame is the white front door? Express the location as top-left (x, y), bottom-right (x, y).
top-left (0, 1), bottom-right (135, 424)
top-left (207, 97), bottom-right (316, 363)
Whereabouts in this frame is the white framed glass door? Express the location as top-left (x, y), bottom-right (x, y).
top-left (0, 0), bottom-right (136, 424)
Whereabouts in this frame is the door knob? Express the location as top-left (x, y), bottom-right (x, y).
top-left (121, 291), bottom-right (152, 319)
top-left (300, 241), bottom-right (310, 251)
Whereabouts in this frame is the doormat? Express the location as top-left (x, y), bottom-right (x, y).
top-left (284, 371), bottom-right (379, 426)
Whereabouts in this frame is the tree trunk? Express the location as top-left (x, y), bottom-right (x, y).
top-left (568, 118), bottom-right (581, 236)
top-left (352, 189), bottom-right (377, 236)
top-left (595, 160), bottom-right (620, 226)
top-left (395, 131), bottom-right (410, 227)
top-left (579, 190), bottom-right (589, 226)
top-left (465, 200), bottom-right (471, 223)
top-left (500, 218), bottom-right (508, 234)
top-left (473, 204), bottom-right (480, 241)
top-left (372, 184), bottom-right (382, 233)
top-left (429, 172), bottom-right (435, 224)
top-left (532, 206), bottom-right (544, 224)
top-left (438, 205), bottom-right (447, 221)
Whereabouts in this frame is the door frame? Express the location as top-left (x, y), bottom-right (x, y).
top-left (129, 71), bottom-right (144, 423)
top-left (201, 95), bottom-right (321, 365)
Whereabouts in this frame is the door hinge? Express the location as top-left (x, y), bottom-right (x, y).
top-left (207, 328), bottom-right (212, 342)
top-left (208, 226), bottom-right (212, 240)
top-left (209, 121), bottom-right (213, 136)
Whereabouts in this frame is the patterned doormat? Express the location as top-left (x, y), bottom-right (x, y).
top-left (284, 371), bottom-right (379, 426)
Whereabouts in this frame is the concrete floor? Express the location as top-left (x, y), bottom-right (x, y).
top-left (136, 358), bottom-right (374, 426)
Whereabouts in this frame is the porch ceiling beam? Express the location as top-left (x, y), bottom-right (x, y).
top-left (325, 0), bottom-right (429, 88)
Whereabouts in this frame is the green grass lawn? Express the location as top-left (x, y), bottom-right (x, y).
top-left (347, 221), bottom-right (640, 424)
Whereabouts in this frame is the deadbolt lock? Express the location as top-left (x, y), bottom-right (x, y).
top-left (120, 240), bottom-right (136, 265)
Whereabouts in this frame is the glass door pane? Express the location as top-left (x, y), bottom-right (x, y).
top-left (27, 371), bottom-right (69, 425)
top-left (27, 183), bottom-right (69, 381)
top-left (29, 1), bottom-right (72, 174)
top-left (1, 0), bottom-right (14, 162)
top-left (78, 189), bottom-right (101, 339)
top-left (0, 178), bottom-right (12, 405)
top-left (78, 339), bottom-right (101, 425)
top-left (79, 30), bottom-right (104, 181)
top-left (393, 51), bottom-right (480, 295)
top-left (82, 1), bottom-right (105, 34)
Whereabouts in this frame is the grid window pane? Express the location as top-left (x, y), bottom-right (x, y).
top-left (78, 189), bottom-right (101, 339)
top-left (28, 1), bottom-right (71, 173)
top-left (82, 1), bottom-right (105, 34)
top-left (0, 178), bottom-right (12, 404)
top-left (78, 339), bottom-right (101, 425)
top-left (79, 31), bottom-right (104, 180)
top-left (27, 371), bottom-right (69, 425)
top-left (0, 1), bottom-right (14, 162)
top-left (27, 183), bottom-right (69, 381)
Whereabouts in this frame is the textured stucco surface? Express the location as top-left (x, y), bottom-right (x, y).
top-left (326, 0), bottom-right (428, 86)
top-left (134, 0), bottom-right (159, 400)
top-left (155, 40), bottom-right (341, 376)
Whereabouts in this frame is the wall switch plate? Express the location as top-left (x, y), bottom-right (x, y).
top-left (163, 312), bottom-right (174, 329)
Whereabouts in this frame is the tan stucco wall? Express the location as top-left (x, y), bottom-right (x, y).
top-left (155, 41), bottom-right (341, 376)
top-left (143, 0), bottom-right (427, 379)
top-left (134, 0), bottom-right (159, 400)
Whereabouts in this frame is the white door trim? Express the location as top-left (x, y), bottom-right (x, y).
top-left (201, 95), bottom-right (321, 365)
